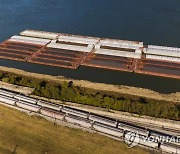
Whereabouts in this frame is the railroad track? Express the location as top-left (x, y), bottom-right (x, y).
top-left (0, 88), bottom-right (179, 153)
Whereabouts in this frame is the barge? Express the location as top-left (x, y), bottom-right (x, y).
top-left (0, 30), bottom-right (179, 79)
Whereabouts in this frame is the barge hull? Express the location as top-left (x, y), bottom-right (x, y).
top-left (0, 30), bottom-right (179, 79)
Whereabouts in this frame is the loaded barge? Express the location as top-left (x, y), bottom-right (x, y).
top-left (0, 30), bottom-right (179, 79)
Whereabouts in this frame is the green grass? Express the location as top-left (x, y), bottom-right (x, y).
top-left (0, 104), bottom-right (150, 154)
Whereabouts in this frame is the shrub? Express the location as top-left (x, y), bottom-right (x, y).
top-left (0, 70), bottom-right (179, 120)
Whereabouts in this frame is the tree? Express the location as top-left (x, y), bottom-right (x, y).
top-left (2, 77), bottom-right (10, 83)
top-left (68, 81), bottom-right (73, 87)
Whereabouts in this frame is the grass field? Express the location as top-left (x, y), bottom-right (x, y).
top-left (0, 104), bottom-right (150, 154)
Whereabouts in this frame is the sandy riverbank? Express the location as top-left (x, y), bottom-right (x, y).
top-left (0, 66), bottom-right (179, 103)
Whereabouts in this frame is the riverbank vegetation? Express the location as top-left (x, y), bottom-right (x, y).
top-left (0, 71), bottom-right (179, 120)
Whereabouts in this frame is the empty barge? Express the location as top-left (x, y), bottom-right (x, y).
top-left (0, 30), bottom-right (179, 79)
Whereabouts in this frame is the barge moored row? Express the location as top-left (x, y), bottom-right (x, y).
top-left (0, 30), bottom-right (179, 79)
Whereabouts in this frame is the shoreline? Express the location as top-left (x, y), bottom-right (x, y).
top-left (0, 66), bottom-right (179, 103)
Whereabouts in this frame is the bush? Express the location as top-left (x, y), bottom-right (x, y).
top-left (2, 77), bottom-right (10, 83)
top-left (0, 70), bottom-right (179, 120)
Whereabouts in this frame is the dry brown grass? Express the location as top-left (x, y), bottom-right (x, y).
top-left (0, 104), bottom-right (150, 154)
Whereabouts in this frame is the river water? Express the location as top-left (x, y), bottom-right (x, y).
top-left (0, 0), bottom-right (180, 93)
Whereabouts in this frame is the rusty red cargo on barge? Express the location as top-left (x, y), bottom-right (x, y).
top-left (0, 30), bottom-right (179, 79)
